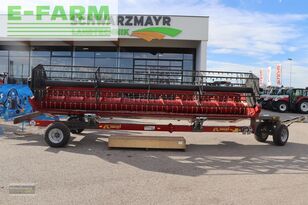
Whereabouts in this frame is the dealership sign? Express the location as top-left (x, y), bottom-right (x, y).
top-left (260, 68), bottom-right (264, 86)
top-left (267, 66), bottom-right (272, 86)
top-left (117, 15), bottom-right (209, 42)
top-left (118, 15), bottom-right (182, 42)
top-left (0, 1), bottom-right (208, 41)
top-left (276, 64), bottom-right (282, 86)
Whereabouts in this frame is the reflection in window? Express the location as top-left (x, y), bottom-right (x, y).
top-left (9, 50), bottom-right (30, 79)
top-left (159, 61), bottom-right (170, 67)
top-left (52, 51), bottom-right (72, 57)
top-left (10, 51), bottom-right (29, 57)
top-left (74, 52), bottom-right (94, 58)
top-left (184, 54), bottom-right (193, 60)
top-left (0, 56), bottom-right (8, 73)
top-left (170, 67), bottom-right (182, 71)
top-left (119, 52), bottom-right (133, 58)
top-left (31, 57), bottom-right (50, 68)
top-left (0, 50), bottom-right (9, 56)
top-left (119, 59), bottom-right (133, 68)
top-left (4, 47), bottom-right (196, 84)
top-left (74, 58), bottom-right (95, 67)
top-left (171, 61), bottom-right (182, 67)
top-left (10, 57), bottom-right (30, 78)
top-left (183, 60), bottom-right (193, 70)
top-left (147, 60), bottom-right (158, 66)
top-left (95, 52), bottom-right (117, 58)
top-left (95, 58), bottom-right (118, 68)
top-left (135, 60), bottom-right (146, 66)
top-left (134, 52), bottom-right (158, 59)
top-left (72, 66), bottom-right (95, 80)
top-left (73, 52), bottom-right (95, 73)
top-left (31, 51), bottom-right (50, 57)
top-left (183, 71), bottom-right (193, 84)
top-left (46, 65), bottom-right (71, 79)
top-left (159, 53), bottom-right (183, 60)
top-left (51, 57), bottom-right (72, 65)
top-left (50, 57), bottom-right (72, 79)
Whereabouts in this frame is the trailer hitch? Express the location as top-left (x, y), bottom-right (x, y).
top-left (192, 117), bottom-right (207, 132)
top-left (282, 116), bottom-right (306, 127)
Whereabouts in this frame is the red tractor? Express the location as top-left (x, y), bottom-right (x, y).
top-left (272, 88), bottom-right (308, 113)
top-left (259, 87), bottom-right (289, 110)
top-left (0, 73), bottom-right (8, 85)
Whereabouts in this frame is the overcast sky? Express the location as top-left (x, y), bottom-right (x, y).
top-left (119, 0), bottom-right (308, 87)
top-left (1, 0), bottom-right (307, 87)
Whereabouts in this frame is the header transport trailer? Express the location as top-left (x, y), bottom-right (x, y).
top-left (14, 65), bottom-right (305, 148)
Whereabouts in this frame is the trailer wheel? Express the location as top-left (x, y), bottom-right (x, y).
top-left (277, 101), bottom-right (288, 113)
top-left (45, 122), bottom-right (71, 148)
top-left (273, 124), bottom-right (289, 146)
top-left (68, 117), bottom-right (85, 134)
top-left (298, 101), bottom-right (308, 114)
top-left (254, 122), bottom-right (270, 143)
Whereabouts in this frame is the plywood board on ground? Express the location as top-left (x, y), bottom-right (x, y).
top-left (108, 136), bottom-right (186, 150)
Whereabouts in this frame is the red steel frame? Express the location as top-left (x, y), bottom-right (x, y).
top-left (31, 119), bottom-right (251, 134)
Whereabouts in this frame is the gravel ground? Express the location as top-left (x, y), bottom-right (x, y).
top-left (0, 111), bottom-right (307, 205)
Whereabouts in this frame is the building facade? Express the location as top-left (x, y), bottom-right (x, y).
top-left (0, 15), bottom-right (209, 83)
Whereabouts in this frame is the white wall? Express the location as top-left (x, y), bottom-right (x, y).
top-left (196, 41), bottom-right (207, 71)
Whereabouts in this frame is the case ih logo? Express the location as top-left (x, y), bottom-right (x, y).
top-left (118, 15), bottom-right (182, 42)
top-left (100, 124), bottom-right (122, 130)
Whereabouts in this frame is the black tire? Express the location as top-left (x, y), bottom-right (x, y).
top-left (276, 101), bottom-right (288, 113)
top-left (68, 117), bottom-right (85, 134)
top-left (297, 101), bottom-right (308, 114)
top-left (273, 124), bottom-right (289, 146)
top-left (44, 122), bottom-right (71, 148)
top-left (254, 122), bottom-right (270, 143)
top-left (268, 101), bottom-right (274, 110)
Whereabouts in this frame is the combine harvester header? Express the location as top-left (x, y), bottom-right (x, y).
top-left (13, 64), bottom-right (305, 148)
top-left (29, 65), bottom-right (260, 120)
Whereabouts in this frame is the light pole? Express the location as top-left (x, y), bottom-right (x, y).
top-left (288, 58), bottom-right (293, 87)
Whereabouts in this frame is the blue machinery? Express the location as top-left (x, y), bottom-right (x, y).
top-left (0, 84), bottom-right (60, 125)
top-left (0, 84), bottom-right (33, 121)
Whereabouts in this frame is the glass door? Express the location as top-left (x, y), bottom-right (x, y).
top-left (133, 59), bottom-right (183, 84)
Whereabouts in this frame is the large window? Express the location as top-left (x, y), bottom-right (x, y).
top-left (95, 51), bottom-right (118, 68)
top-left (9, 50), bottom-right (30, 79)
top-left (73, 51), bottom-right (95, 67)
top-left (0, 51), bottom-right (8, 73)
top-left (2, 46), bottom-right (195, 83)
top-left (131, 52), bottom-right (194, 84)
top-left (51, 51), bottom-right (72, 66)
top-left (31, 51), bottom-right (51, 69)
